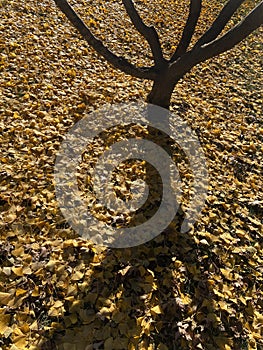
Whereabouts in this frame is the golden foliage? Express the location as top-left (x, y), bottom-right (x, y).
top-left (0, 0), bottom-right (262, 349)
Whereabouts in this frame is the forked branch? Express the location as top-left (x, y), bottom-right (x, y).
top-left (122, 0), bottom-right (166, 67)
top-left (54, 0), bottom-right (157, 79)
top-left (170, 0), bottom-right (202, 62)
top-left (195, 0), bottom-right (246, 47)
top-left (54, 0), bottom-right (263, 109)
top-left (197, 1), bottom-right (263, 62)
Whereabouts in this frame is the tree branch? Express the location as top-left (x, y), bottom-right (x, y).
top-left (196, 1), bottom-right (263, 62)
top-left (195, 0), bottom-right (246, 47)
top-left (122, 0), bottom-right (166, 67)
top-left (54, 0), bottom-right (157, 80)
top-left (170, 0), bottom-right (202, 62)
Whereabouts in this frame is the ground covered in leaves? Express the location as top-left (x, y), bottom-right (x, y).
top-left (0, 0), bottom-right (262, 349)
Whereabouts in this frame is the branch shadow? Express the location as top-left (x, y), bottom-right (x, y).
top-left (39, 207), bottom-right (247, 350)
top-left (40, 115), bottom-right (248, 350)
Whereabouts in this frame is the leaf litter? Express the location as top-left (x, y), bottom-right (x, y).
top-left (0, 0), bottom-right (262, 349)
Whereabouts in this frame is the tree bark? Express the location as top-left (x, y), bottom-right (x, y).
top-left (195, 0), bottom-right (246, 47)
top-left (122, 0), bottom-right (166, 67)
top-left (54, 0), bottom-right (263, 110)
top-left (147, 78), bottom-right (178, 110)
top-left (54, 0), bottom-right (157, 80)
top-left (196, 1), bottom-right (263, 62)
top-left (171, 0), bottom-right (202, 61)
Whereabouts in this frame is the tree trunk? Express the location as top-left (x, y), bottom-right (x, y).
top-left (147, 77), bottom-right (179, 110)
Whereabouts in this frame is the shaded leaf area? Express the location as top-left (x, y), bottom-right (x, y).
top-left (0, 0), bottom-right (262, 349)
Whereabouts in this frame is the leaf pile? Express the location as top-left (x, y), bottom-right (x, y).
top-left (0, 0), bottom-right (262, 349)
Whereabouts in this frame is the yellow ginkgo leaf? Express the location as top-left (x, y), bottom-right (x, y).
top-left (0, 292), bottom-right (12, 306)
top-left (15, 289), bottom-right (27, 297)
top-left (150, 305), bottom-right (162, 315)
top-left (0, 314), bottom-right (11, 335)
top-left (12, 267), bottom-right (24, 277)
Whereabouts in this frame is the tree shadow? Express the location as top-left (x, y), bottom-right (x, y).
top-left (40, 209), bottom-right (247, 350)
top-left (40, 108), bottom-right (248, 350)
